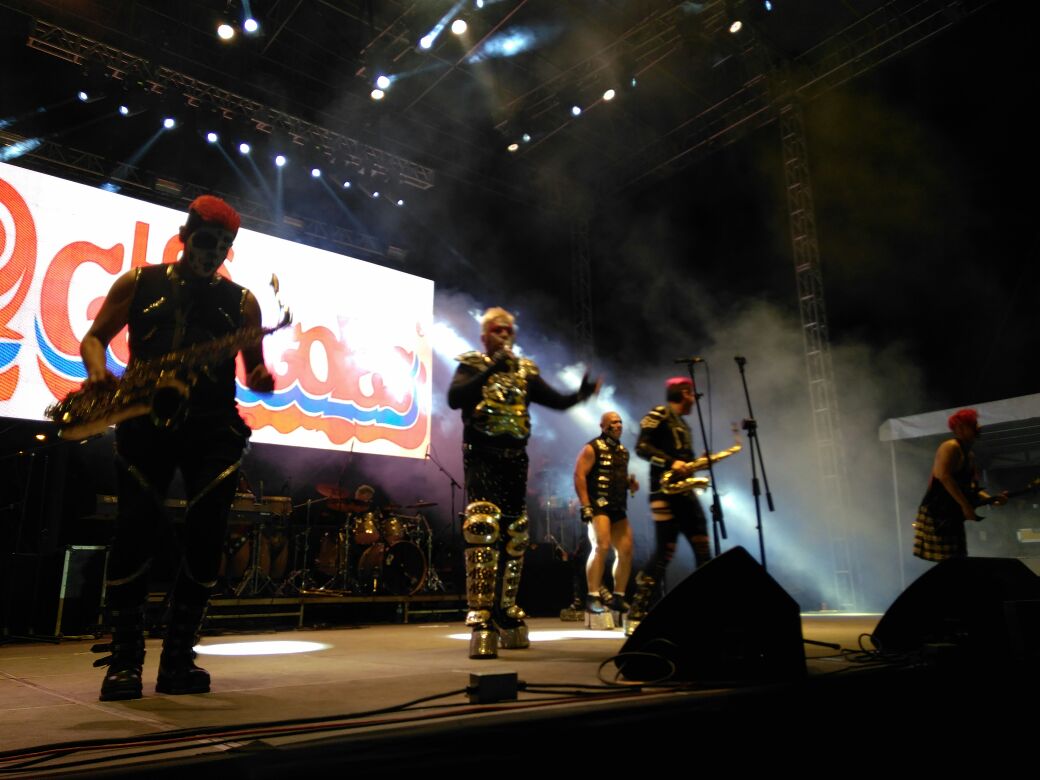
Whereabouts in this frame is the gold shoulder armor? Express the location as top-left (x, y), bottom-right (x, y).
top-left (518, 357), bottom-right (539, 376)
top-left (456, 351), bottom-right (490, 368)
top-left (640, 405), bottom-right (668, 429)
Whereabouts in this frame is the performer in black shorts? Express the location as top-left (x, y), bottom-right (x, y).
top-left (573, 411), bottom-right (637, 624)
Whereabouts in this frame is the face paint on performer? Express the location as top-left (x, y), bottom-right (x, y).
top-left (181, 223), bottom-right (235, 279)
top-left (600, 412), bottom-right (623, 441)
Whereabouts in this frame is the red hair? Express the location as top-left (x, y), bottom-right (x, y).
top-left (947, 408), bottom-right (978, 431)
top-left (185, 195), bottom-right (241, 236)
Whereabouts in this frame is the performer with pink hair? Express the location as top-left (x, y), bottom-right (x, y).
top-left (912, 408), bottom-right (1007, 561)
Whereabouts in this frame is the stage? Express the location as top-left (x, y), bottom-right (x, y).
top-left (3, 611), bottom-right (1027, 776)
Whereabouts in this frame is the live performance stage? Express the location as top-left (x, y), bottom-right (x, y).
top-left (2, 612), bottom-right (1017, 776)
top-left (2, 2), bottom-right (1039, 775)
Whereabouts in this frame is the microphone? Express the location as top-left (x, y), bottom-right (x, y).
top-left (673, 356), bottom-right (705, 364)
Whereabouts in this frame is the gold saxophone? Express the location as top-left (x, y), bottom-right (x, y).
top-left (660, 430), bottom-right (742, 495)
top-left (46, 310), bottom-right (291, 441)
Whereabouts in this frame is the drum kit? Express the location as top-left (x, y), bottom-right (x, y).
top-left (221, 483), bottom-right (443, 597)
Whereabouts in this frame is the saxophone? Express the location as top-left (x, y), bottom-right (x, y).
top-left (659, 429), bottom-right (743, 495)
top-left (46, 310), bottom-right (291, 441)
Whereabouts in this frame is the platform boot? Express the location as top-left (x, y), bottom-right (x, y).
top-left (494, 513), bottom-right (530, 649)
top-left (585, 592), bottom-right (615, 630)
top-left (624, 571), bottom-right (657, 637)
top-left (463, 501), bottom-right (502, 659)
top-left (93, 603), bottom-right (147, 701)
top-left (155, 601), bottom-right (211, 694)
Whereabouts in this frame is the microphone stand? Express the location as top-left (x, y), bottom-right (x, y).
top-left (680, 360), bottom-right (726, 554)
top-left (734, 356), bottom-right (775, 570)
top-left (425, 443), bottom-right (463, 590)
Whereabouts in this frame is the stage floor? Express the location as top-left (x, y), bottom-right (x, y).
top-left (0, 613), bottom-right (885, 774)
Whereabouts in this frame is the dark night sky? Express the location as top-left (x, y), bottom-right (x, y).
top-left (586, 3), bottom-right (1037, 417)
top-left (3, 2), bottom-right (1034, 425)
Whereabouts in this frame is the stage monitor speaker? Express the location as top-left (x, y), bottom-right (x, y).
top-left (616, 546), bottom-right (805, 683)
top-left (3, 546), bottom-right (109, 639)
top-left (873, 556), bottom-right (1040, 660)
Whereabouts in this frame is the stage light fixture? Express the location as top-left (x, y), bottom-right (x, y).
top-left (475, 0), bottom-right (484, 7)
top-left (311, 167), bottom-right (321, 178)
top-left (35, 433), bottom-right (46, 441)
top-left (118, 105), bottom-right (130, 116)
top-left (603, 88), bottom-right (616, 101)
top-left (375, 74), bottom-right (391, 90)
top-left (372, 190), bottom-right (380, 198)
top-left (371, 88), bottom-right (386, 101)
top-left (729, 20), bottom-right (743, 33)
top-left (162, 117), bottom-right (176, 129)
top-left (343, 180), bottom-right (352, 188)
top-left (522, 133), bottom-right (531, 143)
top-left (764, 1), bottom-right (773, 10)
top-left (206, 131), bottom-right (219, 143)
top-left (239, 142), bottom-right (251, 154)
top-left (507, 142), bottom-right (519, 152)
top-left (420, 34), bottom-right (434, 50)
top-left (451, 19), bottom-right (468, 35)
top-left (77, 90), bottom-right (89, 102)
top-left (275, 154), bottom-right (287, 167)
top-left (396, 198), bottom-right (404, 206)
top-left (244, 17), bottom-right (259, 33)
top-left (570, 105), bottom-right (582, 117)
top-left (217, 23), bottom-right (235, 40)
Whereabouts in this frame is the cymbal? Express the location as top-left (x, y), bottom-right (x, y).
top-left (316, 483), bottom-right (353, 499)
top-left (407, 501), bottom-right (438, 509)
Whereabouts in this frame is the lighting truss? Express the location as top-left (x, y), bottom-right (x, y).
top-left (26, 19), bottom-right (436, 192)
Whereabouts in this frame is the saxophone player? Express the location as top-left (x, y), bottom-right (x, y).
top-left (80, 195), bottom-right (274, 700)
top-left (627, 377), bottom-right (710, 635)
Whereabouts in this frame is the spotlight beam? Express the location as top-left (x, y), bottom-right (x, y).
top-left (405, 0), bottom-right (530, 112)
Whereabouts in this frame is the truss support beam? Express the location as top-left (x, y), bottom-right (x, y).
top-left (26, 19), bottom-right (435, 192)
top-left (619, 0), bottom-right (994, 191)
top-left (779, 102), bottom-right (857, 610)
top-left (2, 130), bottom-right (386, 258)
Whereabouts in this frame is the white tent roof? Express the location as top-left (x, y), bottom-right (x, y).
top-left (879, 393), bottom-right (1040, 442)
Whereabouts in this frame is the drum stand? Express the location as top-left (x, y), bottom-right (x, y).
top-left (318, 526), bottom-right (355, 593)
top-left (280, 498), bottom-right (322, 596)
top-left (417, 512), bottom-right (445, 592)
top-left (234, 517), bottom-right (272, 596)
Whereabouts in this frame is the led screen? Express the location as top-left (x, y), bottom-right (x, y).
top-left (0, 162), bottom-right (432, 457)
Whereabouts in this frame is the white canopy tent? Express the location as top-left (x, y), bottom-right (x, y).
top-left (879, 394), bottom-right (1040, 589)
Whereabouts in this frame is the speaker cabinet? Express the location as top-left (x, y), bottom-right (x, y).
top-left (617, 546), bottom-right (805, 682)
top-left (873, 556), bottom-right (1040, 660)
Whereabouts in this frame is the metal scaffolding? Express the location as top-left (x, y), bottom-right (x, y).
top-left (779, 102), bottom-right (856, 609)
top-left (26, 20), bottom-right (436, 192)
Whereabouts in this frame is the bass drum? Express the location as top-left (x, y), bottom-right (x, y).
top-left (357, 541), bottom-right (427, 596)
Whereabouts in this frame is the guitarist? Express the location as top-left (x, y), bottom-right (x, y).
top-left (913, 408), bottom-right (1007, 562)
top-left (80, 195), bottom-right (274, 700)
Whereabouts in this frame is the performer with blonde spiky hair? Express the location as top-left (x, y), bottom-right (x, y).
top-left (448, 307), bottom-right (599, 658)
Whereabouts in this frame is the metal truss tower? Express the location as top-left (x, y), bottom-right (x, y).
top-left (779, 102), bottom-right (857, 610)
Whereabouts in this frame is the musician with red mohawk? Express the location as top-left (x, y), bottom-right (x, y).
top-left (80, 195), bottom-right (274, 700)
top-left (912, 408), bottom-right (1007, 561)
